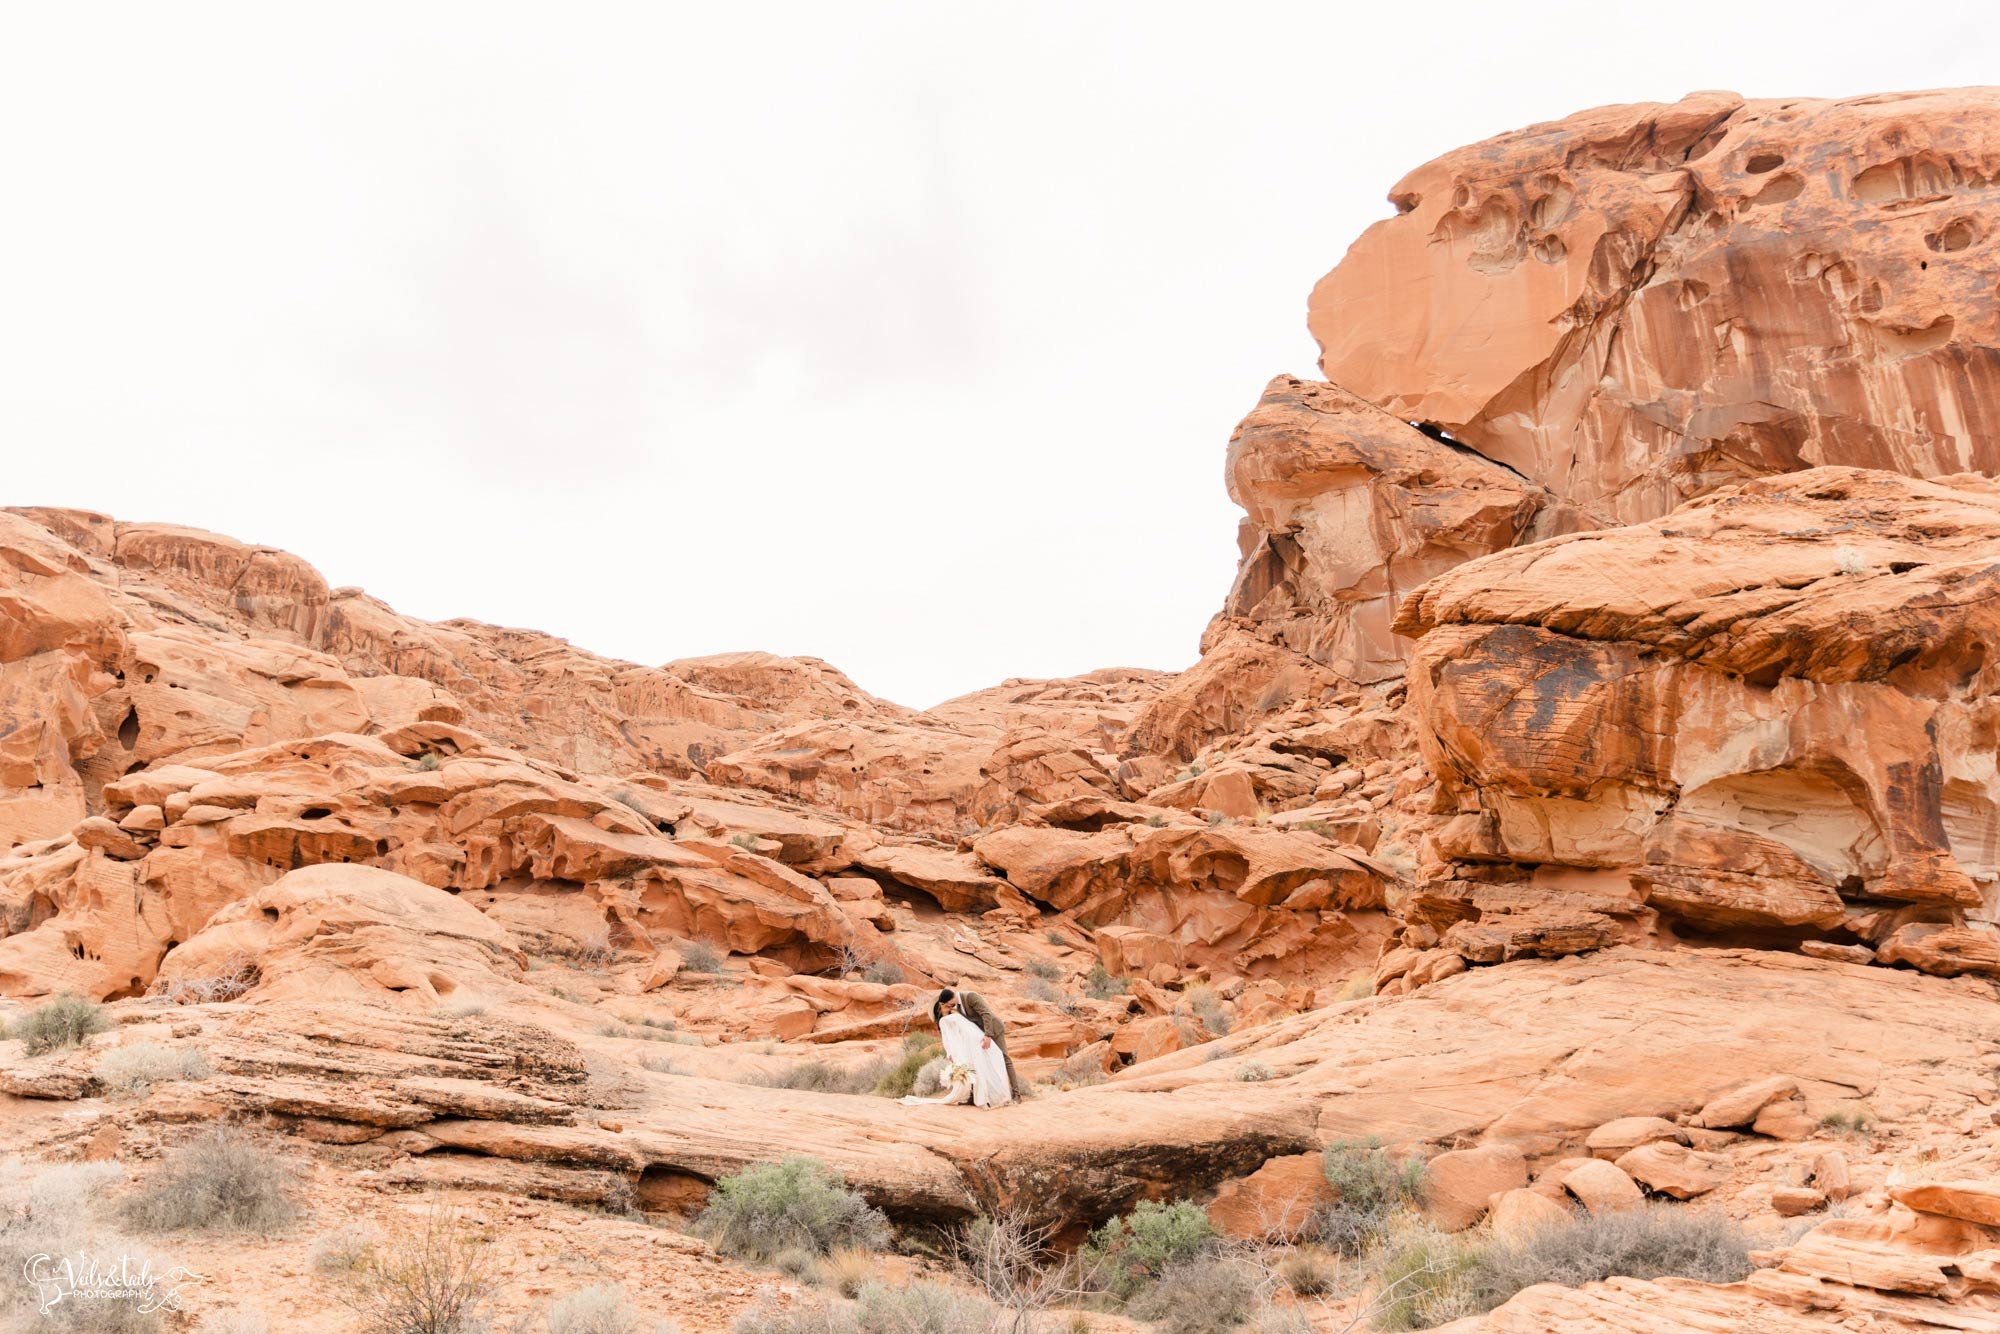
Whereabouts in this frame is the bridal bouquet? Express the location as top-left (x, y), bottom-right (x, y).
top-left (938, 1060), bottom-right (974, 1088)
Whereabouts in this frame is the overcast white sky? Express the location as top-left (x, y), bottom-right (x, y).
top-left (4, 4), bottom-right (1993, 706)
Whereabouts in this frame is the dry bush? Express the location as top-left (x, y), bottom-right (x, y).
top-left (1127, 1257), bottom-right (1261, 1334)
top-left (548, 1282), bottom-right (646, 1334)
top-left (10, 993), bottom-right (108, 1054)
top-left (746, 1058), bottom-right (895, 1096)
top-left (1025, 959), bottom-right (1063, 981)
top-left (1235, 1062), bottom-right (1275, 1083)
top-left (1370, 1222), bottom-right (1482, 1331)
top-left (122, 1129), bottom-right (298, 1235)
top-left (1469, 1205), bottom-right (1751, 1311)
top-left (1276, 1246), bottom-right (1339, 1296)
top-left (694, 1157), bottom-right (889, 1261)
top-left (732, 1298), bottom-right (858, 1334)
top-left (95, 1041), bottom-right (211, 1096)
top-left (339, 1199), bottom-right (495, 1334)
top-left (0, 1161), bottom-right (160, 1333)
top-left (154, 957), bottom-right (261, 1005)
top-left (853, 1281), bottom-right (999, 1334)
top-left (681, 942), bottom-right (726, 973)
top-left (910, 1056), bottom-right (951, 1098)
top-left (862, 960), bottom-right (905, 986)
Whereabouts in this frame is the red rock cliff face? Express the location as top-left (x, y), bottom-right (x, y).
top-left (1310, 89), bottom-right (2000, 526)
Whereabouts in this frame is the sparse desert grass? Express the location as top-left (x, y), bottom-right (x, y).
top-left (548, 1282), bottom-right (648, 1334)
top-left (732, 1297), bottom-right (858, 1334)
top-left (861, 960), bottom-right (905, 986)
top-left (1235, 1062), bottom-right (1274, 1083)
top-left (1335, 974), bottom-right (1375, 1002)
top-left (821, 1245), bottom-right (877, 1298)
top-left (694, 1157), bottom-right (889, 1261)
top-left (95, 1041), bottom-right (211, 1096)
top-left (1181, 985), bottom-right (1233, 1036)
top-left (439, 997), bottom-right (489, 1019)
top-left (641, 1055), bottom-right (680, 1075)
top-left (338, 1199), bottom-right (495, 1334)
top-left (1819, 1105), bottom-right (1875, 1138)
top-left (728, 832), bottom-right (763, 850)
top-left (1025, 958), bottom-right (1063, 981)
top-left (312, 1223), bottom-right (379, 1275)
top-left (8, 993), bottom-right (108, 1054)
top-left (1084, 964), bottom-right (1128, 1000)
top-left (122, 1129), bottom-right (298, 1235)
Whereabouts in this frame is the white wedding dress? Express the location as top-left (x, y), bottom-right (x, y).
top-left (900, 1011), bottom-right (1014, 1108)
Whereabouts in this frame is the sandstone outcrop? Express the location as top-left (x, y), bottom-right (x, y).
top-left (1397, 468), bottom-right (2000, 975)
top-left (1311, 90), bottom-right (2000, 527)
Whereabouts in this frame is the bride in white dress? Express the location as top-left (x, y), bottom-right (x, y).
top-left (899, 996), bottom-right (1014, 1108)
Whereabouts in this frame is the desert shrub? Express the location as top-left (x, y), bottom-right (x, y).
top-left (122, 1129), bottom-right (298, 1234)
top-left (313, 1223), bottom-right (378, 1275)
top-left (1082, 1199), bottom-right (1216, 1299)
top-left (560, 933), bottom-right (618, 971)
top-left (1181, 986), bottom-right (1232, 1037)
top-left (853, 1281), bottom-right (998, 1334)
top-left (439, 997), bottom-right (489, 1019)
top-left (1323, 1138), bottom-right (1425, 1213)
top-left (1084, 964), bottom-right (1128, 1000)
top-left (0, 1162), bottom-right (160, 1333)
top-left (732, 1300), bottom-right (857, 1334)
top-left (871, 1037), bottom-right (942, 1099)
top-left (642, 1055), bottom-right (680, 1075)
top-left (1819, 1106), bottom-right (1875, 1138)
top-left (415, 751), bottom-right (443, 771)
top-left (695, 1157), bottom-right (890, 1261)
top-left (773, 1247), bottom-right (821, 1280)
top-left (681, 942), bottom-right (725, 973)
top-left (1335, 975), bottom-right (1375, 1003)
top-left (11, 993), bottom-right (108, 1054)
top-left (1146, 814), bottom-right (1168, 828)
top-left (1276, 1246), bottom-right (1338, 1295)
top-left (1045, 930), bottom-right (1068, 947)
top-left (339, 1199), bottom-right (494, 1334)
top-left (96, 1041), bottom-right (211, 1096)
top-left (861, 960), bottom-right (905, 986)
top-left (1235, 1062), bottom-right (1274, 1083)
top-left (155, 957), bottom-right (261, 1004)
top-left (1024, 976), bottom-right (1061, 1004)
top-left (1371, 1224), bottom-right (1481, 1331)
top-left (748, 1059), bottom-right (895, 1096)
top-left (548, 1282), bottom-right (646, 1334)
top-left (1469, 1205), bottom-right (1751, 1311)
top-left (821, 1245), bottom-right (876, 1297)
top-left (1128, 1257), bottom-right (1261, 1334)
top-left (1026, 958), bottom-right (1062, 981)
top-left (910, 1056), bottom-right (951, 1098)
top-left (1314, 1139), bottom-right (1427, 1255)
top-left (729, 832), bottom-right (762, 850)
